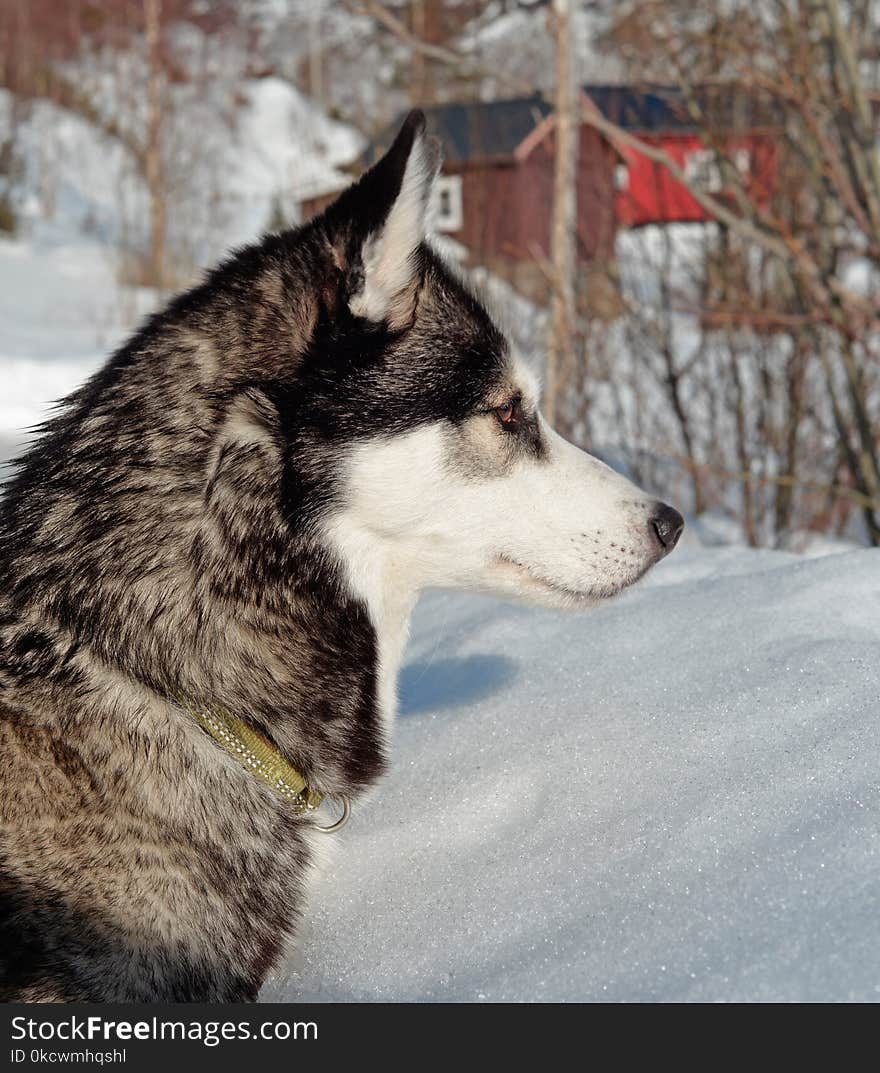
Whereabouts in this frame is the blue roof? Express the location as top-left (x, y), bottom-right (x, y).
top-left (582, 85), bottom-right (694, 132)
top-left (361, 97), bottom-right (553, 167)
top-left (361, 86), bottom-right (765, 168)
top-left (584, 83), bottom-right (780, 132)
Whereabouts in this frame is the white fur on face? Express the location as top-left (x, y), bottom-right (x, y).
top-left (322, 400), bottom-right (664, 731)
top-left (327, 418), bottom-right (660, 609)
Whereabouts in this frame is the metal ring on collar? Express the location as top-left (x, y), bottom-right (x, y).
top-left (313, 796), bottom-right (351, 833)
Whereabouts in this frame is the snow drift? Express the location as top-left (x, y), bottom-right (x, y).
top-left (264, 543), bottom-right (880, 1002)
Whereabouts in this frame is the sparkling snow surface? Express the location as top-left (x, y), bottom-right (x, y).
top-left (264, 544), bottom-right (880, 1002)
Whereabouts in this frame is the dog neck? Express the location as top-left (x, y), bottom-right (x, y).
top-left (322, 512), bottom-right (421, 739)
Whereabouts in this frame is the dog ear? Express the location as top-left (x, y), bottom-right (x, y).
top-left (322, 110), bottom-right (437, 329)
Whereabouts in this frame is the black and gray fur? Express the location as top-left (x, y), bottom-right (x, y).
top-left (0, 112), bottom-right (515, 1001)
top-left (0, 109), bottom-right (684, 1003)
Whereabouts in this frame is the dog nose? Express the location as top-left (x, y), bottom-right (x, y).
top-left (650, 502), bottom-right (684, 554)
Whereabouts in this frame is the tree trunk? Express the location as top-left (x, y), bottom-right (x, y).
top-left (545, 0), bottom-right (578, 429)
top-left (308, 6), bottom-right (324, 105)
top-left (145, 0), bottom-right (165, 290)
top-left (410, 0), bottom-right (426, 105)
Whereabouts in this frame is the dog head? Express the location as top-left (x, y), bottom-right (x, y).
top-left (293, 111), bottom-right (683, 611)
top-left (0, 110), bottom-right (684, 782)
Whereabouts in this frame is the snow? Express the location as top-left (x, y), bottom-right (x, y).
top-left (0, 75), bottom-right (362, 464)
top-left (0, 234), bottom-right (152, 469)
top-left (264, 544), bottom-right (880, 1002)
top-left (462, 6), bottom-right (625, 98)
top-left (223, 76), bottom-right (364, 244)
top-left (0, 91), bottom-right (140, 248)
top-left (1, 72), bottom-right (363, 271)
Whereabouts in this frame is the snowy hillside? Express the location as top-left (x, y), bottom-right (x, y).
top-left (264, 543), bottom-right (880, 1002)
top-left (0, 74), bottom-right (361, 468)
top-left (0, 234), bottom-right (149, 469)
top-left (223, 76), bottom-right (363, 247)
top-left (0, 243), bottom-right (106, 465)
top-left (0, 73), bottom-right (362, 274)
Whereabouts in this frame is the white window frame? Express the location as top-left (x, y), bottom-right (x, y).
top-left (684, 148), bottom-right (723, 193)
top-left (432, 174), bottom-right (463, 232)
top-left (732, 146), bottom-right (751, 176)
top-left (614, 163), bottom-right (630, 191)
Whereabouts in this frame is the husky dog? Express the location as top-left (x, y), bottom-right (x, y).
top-left (0, 112), bottom-right (682, 1002)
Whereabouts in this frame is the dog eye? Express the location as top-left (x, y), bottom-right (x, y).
top-left (494, 400), bottom-right (518, 426)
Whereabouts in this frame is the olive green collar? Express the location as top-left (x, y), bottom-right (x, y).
top-left (184, 700), bottom-right (350, 831)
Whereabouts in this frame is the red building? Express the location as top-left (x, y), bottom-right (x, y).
top-left (357, 96), bottom-right (618, 304)
top-left (582, 85), bottom-right (779, 228)
top-left (339, 86), bottom-right (780, 304)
